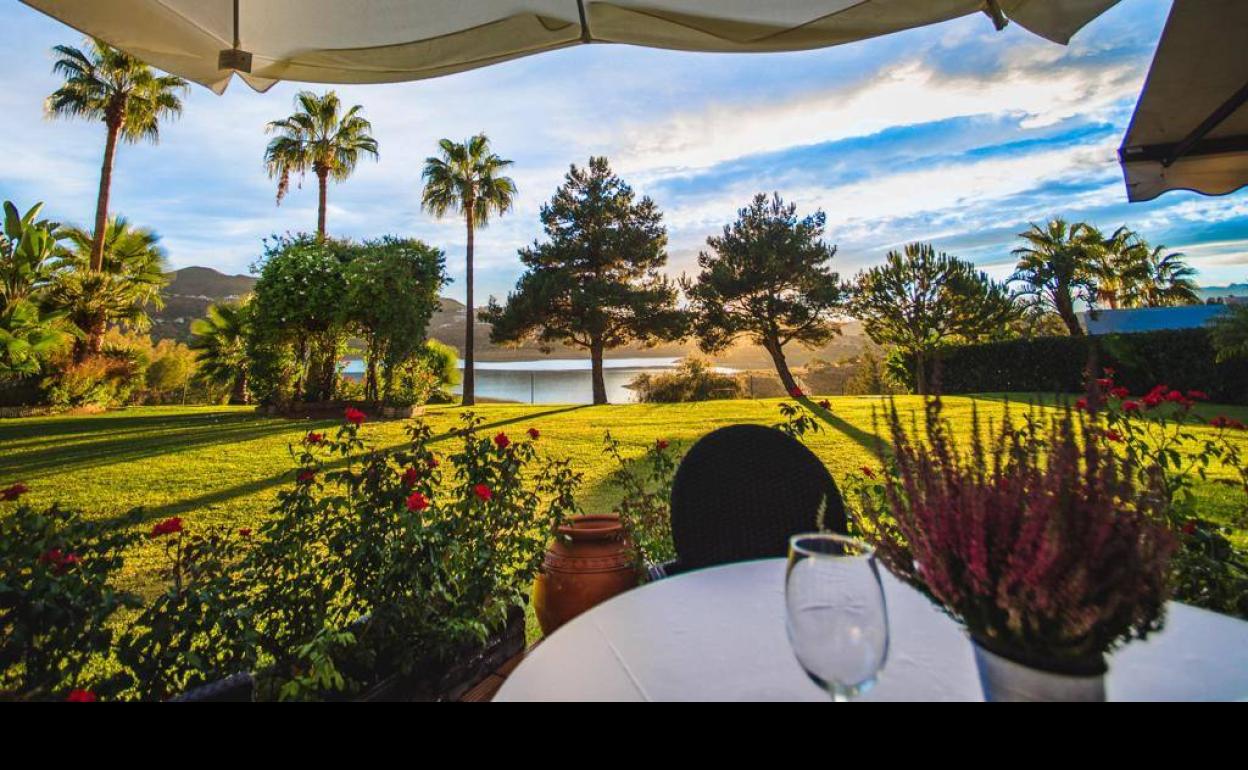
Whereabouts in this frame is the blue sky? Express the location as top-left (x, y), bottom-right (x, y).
top-left (1, 0), bottom-right (1245, 304)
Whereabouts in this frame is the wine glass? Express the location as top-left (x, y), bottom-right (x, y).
top-left (785, 533), bottom-right (889, 701)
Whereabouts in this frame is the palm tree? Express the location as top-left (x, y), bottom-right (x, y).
top-left (49, 217), bottom-right (168, 360)
top-left (1085, 225), bottom-right (1147, 310)
top-left (1010, 218), bottom-right (1097, 336)
top-left (189, 301), bottom-right (252, 404)
top-left (264, 91), bottom-right (379, 238)
top-left (421, 134), bottom-right (516, 405)
top-left (46, 39), bottom-right (187, 272)
top-left (1131, 242), bottom-right (1199, 307)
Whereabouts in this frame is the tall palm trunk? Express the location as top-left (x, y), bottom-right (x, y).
top-left (231, 371), bottom-right (249, 405)
top-left (90, 117), bottom-right (122, 273)
top-left (462, 206), bottom-right (476, 407)
top-left (316, 168), bottom-right (329, 239)
top-left (589, 338), bottom-right (607, 405)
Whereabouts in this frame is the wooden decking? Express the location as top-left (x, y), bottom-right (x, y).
top-left (458, 644), bottom-right (533, 702)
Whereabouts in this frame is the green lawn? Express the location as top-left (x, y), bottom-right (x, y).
top-left (3, 396), bottom-right (1247, 604)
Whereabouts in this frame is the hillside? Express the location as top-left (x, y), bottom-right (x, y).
top-left (151, 267), bottom-right (257, 342)
top-left (154, 266), bottom-right (874, 366)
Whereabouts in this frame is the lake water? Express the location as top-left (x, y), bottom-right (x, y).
top-left (341, 357), bottom-right (728, 404)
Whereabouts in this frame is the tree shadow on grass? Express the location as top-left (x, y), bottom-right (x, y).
top-left (103, 405), bottom-right (593, 526)
top-left (799, 397), bottom-right (892, 456)
top-left (0, 416), bottom-right (335, 478)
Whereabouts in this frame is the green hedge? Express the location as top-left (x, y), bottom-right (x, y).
top-left (905, 328), bottom-right (1248, 405)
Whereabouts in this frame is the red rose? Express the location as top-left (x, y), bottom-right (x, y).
top-left (239, 528), bottom-right (252, 538)
top-left (818, 399), bottom-right (831, 410)
top-left (1096, 378), bottom-right (1112, 388)
top-left (473, 484), bottom-right (493, 502)
top-left (1210, 416), bottom-right (1231, 428)
top-left (787, 386), bottom-right (804, 398)
top-left (1187, 390), bottom-right (1208, 401)
top-left (66, 689), bottom-right (97, 703)
top-left (1122, 400), bottom-right (1140, 412)
top-left (149, 517), bottom-right (184, 538)
top-left (344, 407), bottom-right (366, 426)
top-left (1074, 398), bottom-right (1088, 411)
top-left (1104, 429), bottom-right (1123, 443)
top-left (859, 466), bottom-right (877, 479)
top-left (39, 548), bottom-right (64, 566)
top-left (406, 491), bottom-right (430, 512)
top-left (1232, 420), bottom-right (1247, 430)
top-left (61, 552), bottom-right (81, 567)
top-left (527, 427), bottom-right (540, 440)
top-left (401, 467), bottom-right (420, 487)
top-left (304, 432), bottom-right (324, 445)
top-left (297, 469), bottom-right (316, 484)
top-left (655, 439), bottom-right (669, 451)
top-left (1165, 389), bottom-right (1186, 403)
top-left (494, 432), bottom-right (511, 449)
top-left (1143, 393), bottom-right (1162, 409)
top-left (0, 483), bottom-right (29, 501)
top-left (1110, 387), bottom-right (1130, 399)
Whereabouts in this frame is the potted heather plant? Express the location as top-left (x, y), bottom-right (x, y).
top-left (853, 398), bottom-right (1177, 701)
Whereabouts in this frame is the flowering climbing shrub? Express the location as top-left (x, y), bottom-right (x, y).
top-left (0, 499), bottom-right (142, 700)
top-left (852, 398), bottom-right (1177, 669)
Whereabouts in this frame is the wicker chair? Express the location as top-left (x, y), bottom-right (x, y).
top-left (649, 424), bottom-right (847, 580)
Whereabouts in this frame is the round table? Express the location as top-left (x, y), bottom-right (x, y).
top-left (495, 559), bottom-right (1248, 701)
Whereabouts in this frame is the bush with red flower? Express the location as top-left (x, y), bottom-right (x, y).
top-left (234, 411), bottom-right (580, 699)
top-left (0, 501), bottom-right (142, 700)
top-left (1093, 371), bottom-right (1248, 617)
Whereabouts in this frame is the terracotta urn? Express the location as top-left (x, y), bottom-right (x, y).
top-left (533, 514), bottom-right (638, 635)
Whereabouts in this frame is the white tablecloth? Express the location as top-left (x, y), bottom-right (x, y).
top-left (495, 559), bottom-right (1248, 701)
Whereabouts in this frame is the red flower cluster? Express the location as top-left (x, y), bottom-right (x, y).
top-left (1122, 400), bottom-right (1141, 412)
top-left (149, 517), bottom-right (184, 538)
top-left (1103, 429), bottom-right (1124, 443)
top-left (0, 482), bottom-right (29, 501)
top-left (527, 427), bottom-right (540, 440)
top-left (297, 469), bottom-right (316, 484)
top-left (655, 439), bottom-right (669, 451)
top-left (65, 689), bottom-right (97, 702)
top-left (1139, 384), bottom-right (1194, 410)
top-left (1075, 397), bottom-right (1089, 411)
top-left (304, 432), bottom-right (325, 445)
top-left (344, 407), bottom-right (366, 426)
top-left (406, 491), bottom-right (430, 512)
top-left (39, 548), bottom-right (81, 573)
top-left (473, 484), bottom-right (493, 502)
top-left (494, 432), bottom-right (511, 449)
top-left (401, 467), bottom-right (420, 487)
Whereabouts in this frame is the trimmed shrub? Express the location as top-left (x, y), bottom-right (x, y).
top-left (904, 328), bottom-right (1248, 404)
top-left (629, 356), bottom-right (742, 403)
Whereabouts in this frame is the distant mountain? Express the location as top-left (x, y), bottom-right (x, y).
top-left (154, 266), bottom-right (873, 366)
top-left (1200, 284), bottom-right (1248, 301)
top-left (152, 267), bottom-right (257, 343)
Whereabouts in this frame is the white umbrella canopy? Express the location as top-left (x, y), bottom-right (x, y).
top-left (22, 0), bottom-right (1120, 94)
top-left (1119, 0), bottom-right (1248, 202)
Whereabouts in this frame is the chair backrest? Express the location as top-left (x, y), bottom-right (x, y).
top-left (668, 424), bottom-right (847, 574)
